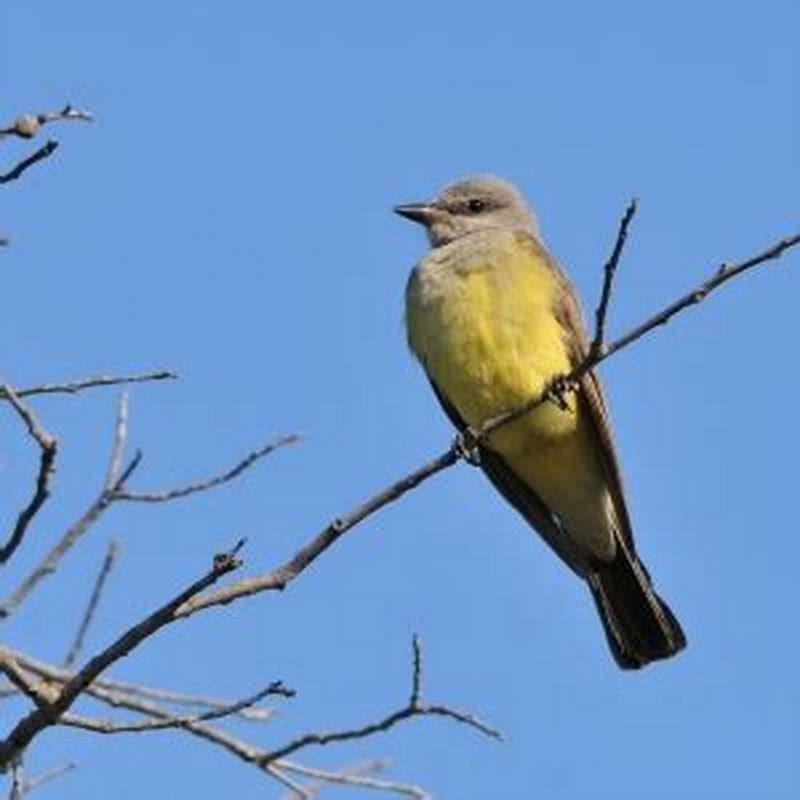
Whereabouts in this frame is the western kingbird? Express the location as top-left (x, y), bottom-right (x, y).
top-left (397, 175), bottom-right (685, 669)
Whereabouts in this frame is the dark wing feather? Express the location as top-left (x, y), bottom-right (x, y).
top-left (427, 378), bottom-right (588, 576)
top-left (525, 233), bottom-right (637, 554)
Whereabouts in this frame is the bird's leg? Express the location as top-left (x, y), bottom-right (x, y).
top-left (454, 427), bottom-right (482, 467)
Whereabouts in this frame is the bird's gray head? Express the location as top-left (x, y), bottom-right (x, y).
top-left (394, 175), bottom-right (538, 247)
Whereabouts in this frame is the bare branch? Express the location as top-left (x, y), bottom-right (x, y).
top-left (63, 541), bottom-right (121, 668)
top-left (114, 434), bottom-right (301, 503)
top-left (0, 384), bottom-right (58, 565)
top-left (0, 370), bottom-right (177, 402)
top-left (4, 651), bottom-right (278, 724)
top-left (19, 763), bottom-right (75, 795)
top-left (0, 142), bottom-right (59, 185)
top-left (268, 765), bottom-right (314, 799)
top-left (0, 384), bottom-right (291, 619)
top-left (258, 638), bottom-right (500, 766)
top-left (589, 198), bottom-right (638, 358)
top-left (58, 681), bottom-right (292, 733)
top-left (3, 640), bottom-right (492, 795)
top-left (0, 105), bottom-right (93, 140)
top-left (280, 760), bottom-right (429, 799)
top-left (0, 454), bottom-right (132, 621)
top-left (104, 394), bottom-right (129, 490)
top-left (177, 447), bottom-right (460, 617)
top-left (0, 540), bottom-right (245, 768)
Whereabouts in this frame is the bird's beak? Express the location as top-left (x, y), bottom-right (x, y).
top-left (393, 202), bottom-right (436, 226)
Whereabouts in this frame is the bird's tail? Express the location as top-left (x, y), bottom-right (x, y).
top-left (588, 538), bottom-right (686, 669)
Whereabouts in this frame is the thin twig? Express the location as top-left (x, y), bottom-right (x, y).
top-left (0, 541), bottom-right (245, 768)
top-left (58, 681), bottom-right (293, 733)
top-left (589, 198), bottom-right (638, 358)
top-left (0, 370), bottom-right (177, 401)
top-left (176, 447), bottom-right (460, 617)
top-left (63, 541), bottom-right (121, 668)
top-left (268, 765), bottom-right (313, 799)
top-left (0, 142), bottom-right (59, 185)
top-left (21, 763), bottom-right (76, 795)
top-left (104, 394), bottom-right (129, 490)
top-left (8, 758), bottom-right (23, 800)
top-left (0, 105), bottom-right (93, 140)
top-left (258, 638), bottom-right (500, 766)
top-left (0, 384), bottom-right (58, 565)
top-left (114, 434), bottom-right (301, 503)
top-left (280, 760), bottom-right (428, 799)
top-left (2, 651), bottom-right (279, 723)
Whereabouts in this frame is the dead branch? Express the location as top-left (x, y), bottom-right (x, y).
top-left (0, 105), bottom-right (93, 141)
top-left (113, 434), bottom-right (301, 503)
top-left (590, 198), bottom-right (638, 358)
top-left (0, 401), bottom-right (137, 620)
top-left (2, 650), bottom-right (280, 725)
top-left (0, 392), bottom-right (297, 620)
top-left (0, 540), bottom-right (245, 768)
top-left (58, 681), bottom-right (293, 733)
top-left (0, 384), bottom-right (58, 565)
top-left (15, 763), bottom-right (75, 797)
top-left (0, 370), bottom-right (177, 402)
top-left (0, 142), bottom-right (59, 185)
top-left (258, 636), bottom-right (500, 767)
top-left (63, 541), bottom-right (120, 668)
top-left (2, 637), bottom-right (491, 797)
top-left (279, 760), bottom-right (428, 799)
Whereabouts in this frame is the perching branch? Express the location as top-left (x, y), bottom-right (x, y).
top-left (176, 221), bottom-right (800, 621)
top-left (0, 384), bottom-right (58, 565)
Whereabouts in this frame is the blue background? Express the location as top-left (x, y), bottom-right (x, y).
top-left (2, 1), bottom-right (799, 797)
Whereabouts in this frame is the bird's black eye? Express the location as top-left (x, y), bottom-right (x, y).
top-left (467, 198), bottom-right (485, 213)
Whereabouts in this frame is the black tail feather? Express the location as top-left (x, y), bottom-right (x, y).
top-left (588, 541), bottom-right (686, 669)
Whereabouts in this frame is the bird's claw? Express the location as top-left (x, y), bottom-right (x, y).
top-left (547, 374), bottom-right (578, 412)
top-left (454, 428), bottom-right (481, 467)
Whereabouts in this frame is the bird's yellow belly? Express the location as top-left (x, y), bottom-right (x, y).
top-left (411, 263), bottom-right (577, 445)
top-left (408, 256), bottom-right (613, 547)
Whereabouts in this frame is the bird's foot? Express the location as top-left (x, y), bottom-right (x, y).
top-left (454, 428), bottom-right (481, 467)
top-left (547, 373), bottom-right (578, 412)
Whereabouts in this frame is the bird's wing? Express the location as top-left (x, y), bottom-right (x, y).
top-left (427, 378), bottom-right (588, 575)
top-left (528, 233), bottom-right (637, 554)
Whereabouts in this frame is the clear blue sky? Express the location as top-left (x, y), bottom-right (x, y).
top-left (3, 1), bottom-right (799, 797)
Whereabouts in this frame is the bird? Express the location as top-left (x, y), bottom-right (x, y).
top-left (396, 175), bottom-right (686, 669)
